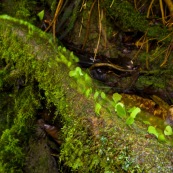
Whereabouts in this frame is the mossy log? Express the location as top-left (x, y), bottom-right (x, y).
top-left (0, 15), bottom-right (173, 172)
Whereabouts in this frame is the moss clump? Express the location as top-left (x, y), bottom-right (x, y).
top-left (1, 0), bottom-right (37, 23)
top-left (0, 15), bottom-right (173, 173)
top-left (102, 0), bottom-right (170, 43)
top-left (0, 85), bottom-right (41, 172)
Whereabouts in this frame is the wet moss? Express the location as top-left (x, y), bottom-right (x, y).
top-left (102, 0), bottom-right (170, 43)
top-left (1, 0), bottom-right (37, 23)
top-left (0, 15), bottom-right (173, 173)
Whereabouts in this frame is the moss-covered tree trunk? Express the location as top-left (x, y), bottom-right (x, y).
top-left (0, 15), bottom-right (173, 173)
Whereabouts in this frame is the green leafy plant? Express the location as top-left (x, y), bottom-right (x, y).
top-left (112, 93), bottom-right (122, 104)
top-left (101, 92), bottom-right (106, 99)
top-left (126, 107), bottom-right (141, 125)
top-left (37, 10), bottom-right (44, 21)
top-left (94, 91), bottom-right (99, 100)
top-left (158, 134), bottom-right (166, 142)
top-left (164, 125), bottom-right (173, 136)
top-left (115, 103), bottom-right (126, 118)
top-left (143, 121), bottom-right (151, 125)
top-left (147, 126), bottom-right (159, 138)
top-left (85, 88), bottom-right (92, 98)
top-left (147, 126), bottom-right (167, 142)
top-left (69, 67), bottom-right (83, 78)
top-left (95, 102), bottom-right (102, 115)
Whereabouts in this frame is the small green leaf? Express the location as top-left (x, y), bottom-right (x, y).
top-left (67, 61), bottom-right (72, 67)
top-left (85, 88), bottom-right (92, 98)
top-left (115, 103), bottom-right (126, 117)
top-left (69, 70), bottom-right (76, 77)
top-left (112, 93), bottom-right (122, 104)
top-left (158, 134), bottom-right (166, 142)
top-left (76, 67), bottom-right (83, 76)
top-left (37, 10), bottom-right (44, 21)
top-left (126, 117), bottom-right (134, 125)
top-left (130, 107), bottom-right (141, 119)
top-left (94, 91), bottom-right (99, 100)
top-left (147, 126), bottom-right (159, 138)
top-left (164, 125), bottom-right (173, 136)
top-left (84, 73), bottom-right (90, 82)
top-left (143, 121), bottom-right (151, 125)
top-left (101, 92), bottom-right (106, 99)
top-left (128, 106), bottom-right (137, 113)
top-left (69, 67), bottom-right (83, 77)
top-left (95, 103), bottom-right (102, 115)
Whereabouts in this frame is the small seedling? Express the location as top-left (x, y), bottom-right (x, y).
top-left (115, 103), bottom-right (126, 118)
top-left (37, 10), bottom-right (44, 21)
top-left (101, 92), bottom-right (106, 99)
top-left (95, 102), bottom-right (102, 115)
top-left (85, 88), bottom-right (92, 98)
top-left (164, 125), bottom-right (173, 136)
top-left (126, 107), bottom-right (141, 125)
top-left (69, 67), bottom-right (83, 77)
top-left (147, 126), bottom-right (159, 138)
top-left (94, 91), bottom-right (99, 100)
top-left (112, 93), bottom-right (122, 104)
top-left (158, 134), bottom-right (166, 142)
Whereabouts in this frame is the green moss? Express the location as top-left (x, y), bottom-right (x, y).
top-left (102, 0), bottom-right (170, 43)
top-left (0, 15), bottom-right (173, 173)
top-left (1, 0), bottom-right (37, 23)
top-left (0, 85), bottom-right (41, 172)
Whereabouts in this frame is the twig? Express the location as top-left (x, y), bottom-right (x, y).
top-left (147, 0), bottom-right (155, 18)
top-left (82, 0), bottom-right (97, 49)
top-left (45, 0), bottom-right (64, 41)
top-left (94, 0), bottom-right (102, 61)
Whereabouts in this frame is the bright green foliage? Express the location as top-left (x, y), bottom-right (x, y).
top-left (37, 10), bottom-right (44, 21)
top-left (164, 126), bottom-right (173, 136)
top-left (69, 66), bottom-right (83, 77)
top-left (143, 121), bottom-right (151, 125)
top-left (115, 103), bottom-right (126, 118)
top-left (100, 92), bottom-right (106, 99)
top-left (158, 134), bottom-right (166, 142)
top-left (126, 117), bottom-right (135, 125)
top-left (147, 126), bottom-right (171, 143)
top-left (0, 15), bottom-right (172, 173)
top-left (129, 107), bottom-right (141, 119)
top-left (85, 88), bottom-right (92, 98)
top-left (126, 107), bottom-right (141, 125)
top-left (148, 126), bottom-right (159, 138)
top-left (95, 102), bottom-right (102, 115)
top-left (94, 91), bottom-right (99, 100)
top-left (112, 93), bottom-right (122, 104)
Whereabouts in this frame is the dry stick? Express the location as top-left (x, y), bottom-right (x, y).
top-left (150, 46), bottom-right (166, 62)
top-left (94, 0), bottom-right (102, 61)
top-left (82, 0), bottom-right (97, 50)
top-left (134, 0), bottom-right (137, 11)
top-left (45, 0), bottom-right (64, 41)
top-left (90, 63), bottom-right (134, 72)
top-left (78, 0), bottom-right (86, 37)
top-left (160, 41), bottom-right (173, 67)
top-left (110, 0), bottom-right (115, 8)
top-left (160, 0), bottom-right (166, 25)
top-left (158, 30), bottom-right (173, 43)
top-left (147, 0), bottom-right (155, 18)
top-left (164, 0), bottom-right (173, 14)
top-left (164, 0), bottom-right (173, 26)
